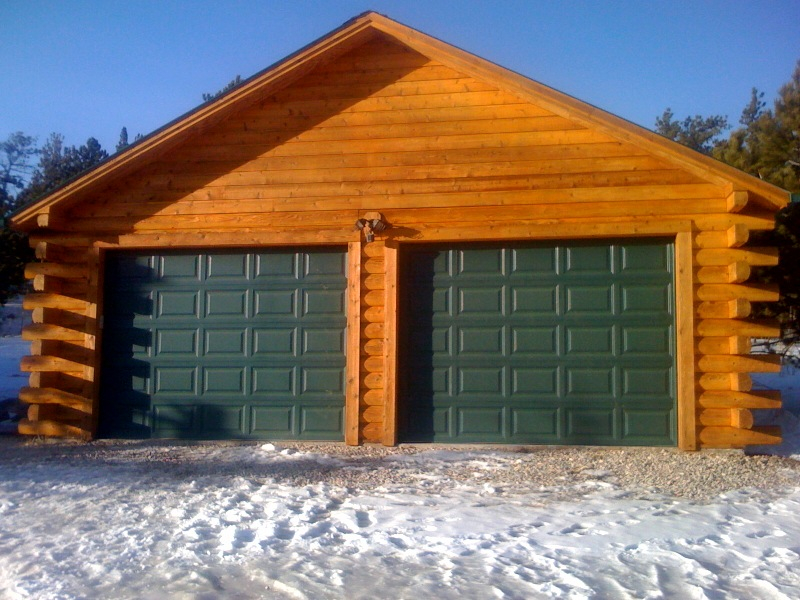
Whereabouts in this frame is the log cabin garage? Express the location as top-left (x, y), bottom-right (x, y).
top-left (9, 12), bottom-right (791, 449)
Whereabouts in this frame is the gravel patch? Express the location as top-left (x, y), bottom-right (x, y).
top-left (2, 435), bottom-right (799, 502)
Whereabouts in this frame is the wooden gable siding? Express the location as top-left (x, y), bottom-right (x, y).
top-left (65, 37), bottom-right (717, 233)
top-left (20, 35), bottom-right (783, 448)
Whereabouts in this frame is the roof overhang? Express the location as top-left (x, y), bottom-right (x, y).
top-left (10, 11), bottom-right (790, 232)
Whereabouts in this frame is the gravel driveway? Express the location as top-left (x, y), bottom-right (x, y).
top-left (3, 435), bottom-right (799, 502)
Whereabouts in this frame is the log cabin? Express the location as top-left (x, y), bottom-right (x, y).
top-left (9, 12), bottom-right (790, 449)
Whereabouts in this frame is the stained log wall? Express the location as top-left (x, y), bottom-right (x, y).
top-left (19, 36), bottom-right (784, 448)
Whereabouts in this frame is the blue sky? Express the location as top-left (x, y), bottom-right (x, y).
top-left (2, 0), bottom-right (798, 153)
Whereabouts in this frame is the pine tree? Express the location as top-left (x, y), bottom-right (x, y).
top-left (654, 108), bottom-right (729, 154)
top-left (16, 134), bottom-right (109, 206)
top-left (0, 132), bottom-right (38, 214)
top-left (0, 228), bottom-right (32, 305)
top-left (709, 62), bottom-right (800, 347)
top-left (2, 133), bottom-right (109, 305)
top-left (756, 62), bottom-right (800, 191)
top-left (116, 127), bottom-right (129, 152)
top-left (658, 61), bottom-right (800, 346)
top-left (0, 132), bottom-right (38, 305)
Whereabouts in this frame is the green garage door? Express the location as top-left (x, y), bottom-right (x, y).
top-left (400, 240), bottom-right (676, 445)
top-left (99, 248), bottom-right (347, 440)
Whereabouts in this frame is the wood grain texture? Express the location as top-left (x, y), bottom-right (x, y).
top-left (34, 242), bottom-right (90, 263)
top-left (692, 212), bottom-right (775, 231)
top-left (24, 287), bottom-right (88, 308)
top-left (696, 319), bottom-right (780, 338)
top-left (363, 372), bottom-right (383, 389)
top-left (31, 308), bottom-right (87, 328)
top-left (695, 262), bottom-right (750, 284)
top-left (363, 339), bottom-right (384, 356)
top-left (699, 408), bottom-right (754, 429)
top-left (694, 227), bottom-right (749, 249)
top-left (727, 224), bottom-right (750, 247)
top-left (695, 247), bottom-right (779, 267)
top-left (696, 299), bottom-right (751, 319)
top-left (20, 355), bottom-right (87, 373)
top-left (382, 242), bottom-right (399, 446)
top-left (28, 371), bottom-right (89, 393)
top-left (698, 390), bottom-right (781, 409)
top-left (25, 262), bottom-right (89, 279)
top-left (696, 336), bottom-right (752, 355)
top-left (699, 373), bottom-right (752, 392)
top-left (17, 418), bottom-right (89, 438)
top-left (362, 389), bottom-right (384, 406)
top-left (697, 354), bottom-right (782, 374)
top-left (18, 387), bottom-right (92, 413)
top-left (363, 306), bottom-right (385, 322)
top-left (698, 426), bottom-right (781, 448)
top-left (674, 231), bottom-right (697, 451)
top-left (696, 284), bottom-right (779, 302)
top-left (726, 190), bottom-right (749, 213)
top-left (345, 241), bottom-right (362, 446)
top-left (83, 245), bottom-right (102, 436)
top-left (362, 422), bottom-right (383, 443)
top-left (22, 324), bottom-right (86, 342)
top-left (29, 341), bottom-right (91, 366)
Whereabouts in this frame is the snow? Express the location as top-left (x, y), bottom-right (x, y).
top-left (1, 336), bottom-right (800, 599)
top-left (748, 365), bottom-right (800, 457)
top-left (0, 337), bottom-right (29, 401)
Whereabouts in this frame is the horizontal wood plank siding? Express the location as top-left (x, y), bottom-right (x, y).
top-left (68, 38), bottom-right (713, 238)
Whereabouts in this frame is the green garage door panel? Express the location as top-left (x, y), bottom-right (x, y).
top-left (400, 241), bottom-right (676, 445)
top-left (100, 249), bottom-right (347, 440)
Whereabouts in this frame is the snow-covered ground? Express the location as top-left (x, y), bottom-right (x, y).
top-left (1, 335), bottom-right (800, 599)
top-left (2, 443), bottom-right (800, 600)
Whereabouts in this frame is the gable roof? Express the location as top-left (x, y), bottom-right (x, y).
top-left (10, 11), bottom-right (789, 231)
